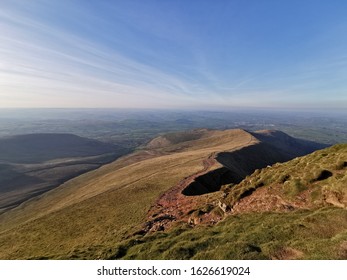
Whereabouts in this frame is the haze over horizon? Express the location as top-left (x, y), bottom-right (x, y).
top-left (1, 0), bottom-right (347, 109)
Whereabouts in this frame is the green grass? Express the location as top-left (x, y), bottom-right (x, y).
top-left (112, 207), bottom-right (347, 260)
top-left (223, 144), bottom-right (347, 208)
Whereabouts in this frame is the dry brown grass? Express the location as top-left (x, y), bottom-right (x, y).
top-left (0, 129), bottom-right (257, 259)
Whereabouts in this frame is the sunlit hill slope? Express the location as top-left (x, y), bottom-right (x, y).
top-left (118, 144), bottom-right (346, 260)
top-left (0, 129), bottom-right (340, 260)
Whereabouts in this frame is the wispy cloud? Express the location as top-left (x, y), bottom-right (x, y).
top-left (0, 2), bottom-right (205, 108)
top-left (0, 0), bottom-right (346, 109)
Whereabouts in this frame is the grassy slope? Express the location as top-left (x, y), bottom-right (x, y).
top-left (0, 129), bottom-right (338, 260)
top-left (224, 144), bottom-right (347, 211)
top-left (114, 144), bottom-right (347, 260)
top-left (116, 208), bottom-right (347, 260)
top-left (0, 129), bottom-right (256, 259)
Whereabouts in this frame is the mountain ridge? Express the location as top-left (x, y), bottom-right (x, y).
top-left (115, 143), bottom-right (347, 260)
top-left (0, 128), bottom-right (334, 259)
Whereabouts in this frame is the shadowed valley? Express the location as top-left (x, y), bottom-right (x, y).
top-left (0, 133), bottom-right (129, 213)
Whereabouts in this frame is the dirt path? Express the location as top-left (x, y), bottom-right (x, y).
top-left (142, 152), bottom-right (218, 233)
top-left (140, 134), bottom-right (258, 234)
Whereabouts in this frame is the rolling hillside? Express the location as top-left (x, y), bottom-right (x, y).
top-left (0, 129), bottom-right (330, 259)
top-left (117, 144), bottom-right (347, 260)
top-left (0, 133), bottom-right (127, 213)
top-left (0, 133), bottom-right (119, 163)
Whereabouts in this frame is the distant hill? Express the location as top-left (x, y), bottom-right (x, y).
top-left (0, 133), bottom-right (128, 213)
top-left (146, 128), bottom-right (212, 149)
top-left (0, 128), bottom-right (334, 260)
top-left (0, 133), bottom-right (118, 164)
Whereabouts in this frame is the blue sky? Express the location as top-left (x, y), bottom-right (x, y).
top-left (0, 0), bottom-right (346, 109)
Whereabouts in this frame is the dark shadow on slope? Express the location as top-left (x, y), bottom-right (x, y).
top-left (314, 170), bottom-right (333, 181)
top-left (0, 133), bottom-right (124, 164)
top-left (182, 167), bottom-right (239, 196)
top-left (250, 130), bottom-right (328, 158)
top-left (182, 138), bottom-right (325, 196)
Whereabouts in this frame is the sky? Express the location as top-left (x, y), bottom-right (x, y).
top-left (0, 0), bottom-right (347, 109)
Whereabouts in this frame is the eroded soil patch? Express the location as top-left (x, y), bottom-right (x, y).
top-left (143, 153), bottom-right (220, 233)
